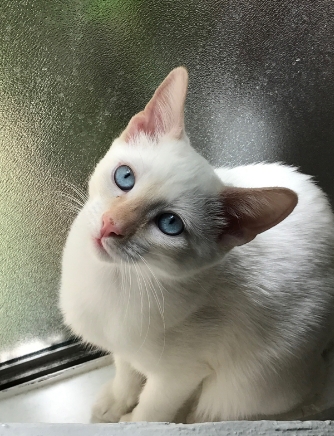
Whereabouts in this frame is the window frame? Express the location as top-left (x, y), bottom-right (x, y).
top-left (0, 340), bottom-right (106, 391)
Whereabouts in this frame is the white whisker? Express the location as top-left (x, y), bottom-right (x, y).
top-left (136, 263), bottom-right (151, 351)
top-left (57, 192), bottom-right (85, 209)
top-left (138, 254), bottom-right (166, 362)
top-left (132, 260), bottom-right (144, 337)
top-left (139, 255), bottom-right (170, 311)
top-left (121, 259), bottom-right (131, 328)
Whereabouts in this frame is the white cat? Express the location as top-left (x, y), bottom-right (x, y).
top-left (59, 67), bottom-right (334, 423)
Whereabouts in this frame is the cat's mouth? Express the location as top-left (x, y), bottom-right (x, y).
top-left (93, 235), bottom-right (130, 263)
top-left (93, 236), bottom-right (115, 262)
top-left (95, 237), bottom-right (104, 249)
top-left (92, 234), bottom-right (148, 265)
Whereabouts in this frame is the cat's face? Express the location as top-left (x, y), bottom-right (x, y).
top-left (84, 133), bottom-right (226, 278)
top-left (78, 67), bottom-right (297, 279)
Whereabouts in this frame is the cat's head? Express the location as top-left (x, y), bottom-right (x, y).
top-left (83, 67), bottom-right (297, 278)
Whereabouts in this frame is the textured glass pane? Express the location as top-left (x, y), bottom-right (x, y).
top-left (1, 0), bottom-right (333, 363)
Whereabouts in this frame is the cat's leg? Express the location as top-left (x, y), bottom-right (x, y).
top-left (91, 355), bottom-right (144, 423)
top-left (120, 370), bottom-right (205, 423)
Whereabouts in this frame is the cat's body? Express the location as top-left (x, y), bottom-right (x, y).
top-left (59, 68), bottom-right (334, 423)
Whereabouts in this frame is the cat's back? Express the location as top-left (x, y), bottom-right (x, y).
top-left (216, 162), bottom-right (334, 303)
top-left (216, 162), bottom-right (321, 198)
top-left (215, 162), bottom-right (334, 347)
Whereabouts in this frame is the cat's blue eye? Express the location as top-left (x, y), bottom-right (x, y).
top-left (156, 213), bottom-right (184, 236)
top-left (114, 165), bottom-right (135, 191)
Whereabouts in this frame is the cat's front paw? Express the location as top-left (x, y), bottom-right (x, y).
top-left (119, 412), bottom-right (133, 422)
top-left (91, 381), bottom-right (129, 423)
top-left (185, 410), bottom-right (197, 424)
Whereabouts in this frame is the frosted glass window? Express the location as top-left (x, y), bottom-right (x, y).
top-left (1, 0), bottom-right (333, 364)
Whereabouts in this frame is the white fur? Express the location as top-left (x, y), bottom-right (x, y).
top-left (59, 128), bottom-right (334, 423)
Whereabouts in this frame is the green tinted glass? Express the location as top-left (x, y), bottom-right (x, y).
top-left (1, 0), bottom-right (333, 363)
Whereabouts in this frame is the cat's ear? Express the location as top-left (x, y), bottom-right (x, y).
top-left (120, 67), bottom-right (188, 142)
top-left (220, 187), bottom-right (298, 247)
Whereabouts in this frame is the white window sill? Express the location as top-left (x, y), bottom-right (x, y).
top-left (0, 421), bottom-right (334, 436)
top-left (0, 356), bottom-right (333, 435)
top-left (0, 356), bottom-right (113, 423)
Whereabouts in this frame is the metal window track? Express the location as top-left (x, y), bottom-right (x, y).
top-left (0, 340), bottom-right (106, 391)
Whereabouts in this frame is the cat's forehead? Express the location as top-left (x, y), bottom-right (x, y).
top-left (103, 136), bottom-right (221, 199)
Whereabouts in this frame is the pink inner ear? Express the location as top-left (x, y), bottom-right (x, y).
top-left (121, 67), bottom-right (188, 142)
top-left (128, 112), bottom-right (156, 138)
top-left (220, 187), bottom-right (298, 246)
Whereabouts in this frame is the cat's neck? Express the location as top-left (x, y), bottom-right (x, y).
top-left (105, 259), bottom-right (230, 320)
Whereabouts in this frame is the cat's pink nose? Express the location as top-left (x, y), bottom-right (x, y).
top-left (100, 213), bottom-right (123, 238)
